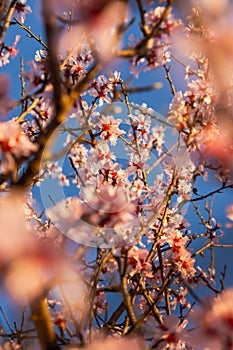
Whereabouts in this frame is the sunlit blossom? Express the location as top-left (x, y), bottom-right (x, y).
top-left (14, 0), bottom-right (32, 23)
top-left (97, 115), bottom-right (125, 145)
top-left (0, 35), bottom-right (20, 67)
top-left (153, 315), bottom-right (189, 349)
top-left (190, 288), bottom-right (233, 349)
top-left (0, 120), bottom-right (38, 174)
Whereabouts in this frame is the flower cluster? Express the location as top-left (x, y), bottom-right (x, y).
top-left (130, 6), bottom-right (182, 76)
top-left (47, 184), bottom-right (139, 247)
top-left (0, 1), bottom-right (233, 350)
top-left (190, 288), bottom-right (233, 349)
top-left (89, 74), bottom-right (115, 106)
top-left (0, 121), bottom-right (38, 174)
top-left (61, 47), bottom-right (93, 85)
top-left (23, 58), bottom-right (49, 92)
top-left (168, 77), bottom-right (216, 141)
top-left (97, 115), bottom-right (125, 145)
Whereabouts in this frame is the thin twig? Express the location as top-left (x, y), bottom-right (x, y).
top-left (14, 17), bottom-right (48, 49)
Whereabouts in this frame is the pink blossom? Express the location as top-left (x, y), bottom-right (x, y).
top-left (78, 1), bottom-right (128, 62)
top-left (131, 179), bottom-right (147, 198)
top-left (145, 7), bottom-right (181, 35)
top-left (127, 148), bottom-right (150, 175)
top-left (0, 194), bottom-right (67, 303)
top-left (131, 42), bottom-right (171, 77)
top-left (0, 121), bottom-right (38, 174)
top-left (43, 224), bottom-right (64, 247)
top-left (151, 125), bottom-right (165, 156)
top-left (88, 142), bottom-right (116, 174)
top-left (84, 337), bottom-right (143, 350)
top-left (94, 288), bottom-right (107, 313)
top-left (14, 0), bottom-right (32, 23)
top-left (154, 315), bottom-right (189, 349)
top-left (89, 75), bottom-right (114, 106)
top-left (23, 60), bottom-right (48, 92)
top-left (4, 241), bottom-right (82, 304)
top-left (190, 288), bottom-right (233, 349)
top-left (128, 246), bottom-right (152, 277)
top-left (130, 6), bottom-right (182, 76)
top-left (172, 248), bottom-right (196, 278)
top-left (21, 119), bottom-right (40, 142)
top-left (69, 143), bottom-right (89, 166)
top-left (35, 48), bottom-right (48, 62)
top-left (60, 47), bottom-right (93, 84)
top-left (170, 287), bottom-right (190, 311)
top-left (0, 35), bottom-right (20, 67)
top-left (30, 98), bottom-right (54, 126)
top-left (109, 70), bottom-right (121, 85)
top-left (0, 194), bottom-right (82, 303)
top-left (47, 184), bottom-right (139, 247)
top-left (0, 341), bottom-right (21, 350)
top-left (199, 0), bottom-right (229, 16)
top-left (184, 78), bottom-right (216, 114)
top-left (81, 184), bottom-right (137, 228)
top-left (42, 161), bottom-right (62, 179)
top-left (97, 115), bottom-right (125, 145)
top-left (160, 229), bottom-right (188, 251)
top-left (97, 166), bottom-right (128, 187)
top-left (168, 91), bottom-right (188, 131)
top-left (0, 192), bottom-right (30, 266)
top-left (37, 161), bottom-right (71, 187)
top-left (130, 112), bottom-right (151, 134)
top-left (58, 173), bottom-right (70, 187)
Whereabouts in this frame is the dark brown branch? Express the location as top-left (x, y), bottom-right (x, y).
top-left (191, 183), bottom-right (233, 202)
